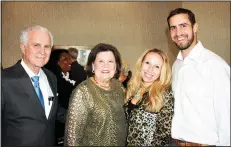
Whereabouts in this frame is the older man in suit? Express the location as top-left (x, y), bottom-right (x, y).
top-left (2, 25), bottom-right (59, 146)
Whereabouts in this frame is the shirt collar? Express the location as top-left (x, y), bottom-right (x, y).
top-left (61, 71), bottom-right (69, 79)
top-left (177, 41), bottom-right (204, 63)
top-left (61, 72), bottom-right (76, 86)
top-left (21, 59), bottom-right (42, 78)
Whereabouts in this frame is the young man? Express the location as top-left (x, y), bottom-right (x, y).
top-left (2, 26), bottom-right (59, 146)
top-left (167, 8), bottom-right (230, 146)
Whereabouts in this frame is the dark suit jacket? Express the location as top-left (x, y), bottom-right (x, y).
top-left (56, 74), bottom-right (75, 110)
top-left (69, 61), bottom-right (87, 86)
top-left (1, 60), bottom-right (58, 146)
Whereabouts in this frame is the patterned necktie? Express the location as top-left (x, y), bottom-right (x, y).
top-left (31, 76), bottom-right (45, 110)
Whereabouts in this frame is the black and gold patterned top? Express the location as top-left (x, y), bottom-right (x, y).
top-left (64, 78), bottom-right (127, 146)
top-left (124, 89), bottom-right (174, 146)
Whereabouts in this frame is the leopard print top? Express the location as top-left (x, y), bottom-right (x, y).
top-left (124, 89), bottom-right (174, 146)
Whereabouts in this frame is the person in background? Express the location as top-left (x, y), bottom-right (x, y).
top-left (119, 68), bottom-right (127, 82)
top-left (167, 8), bottom-right (230, 146)
top-left (68, 47), bottom-right (87, 86)
top-left (2, 25), bottom-right (59, 146)
top-left (118, 64), bottom-right (132, 89)
top-left (122, 70), bottom-right (132, 88)
top-left (124, 48), bottom-right (174, 146)
top-left (45, 49), bottom-right (76, 109)
top-left (64, 43), bottom-right (127, 146)
top-left (44, 49), bottom-right (76, 146)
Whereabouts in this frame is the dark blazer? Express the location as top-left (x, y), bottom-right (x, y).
top-left (1, 60), bottom-right (58, 146)
top-left (69, 61), bottom-right (87, 86)
top-left (56, 74), bottom-right (75, 110)
top-left (54, 73), bottom-right (75, 145)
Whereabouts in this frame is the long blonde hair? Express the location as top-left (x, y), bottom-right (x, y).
top-left (126, 48), bottom-right (171, 112)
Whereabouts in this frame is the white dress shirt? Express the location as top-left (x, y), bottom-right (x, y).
top-left (21, 60), bottom-right (54, 118)
top-left (171, 41), bottom-right (230, 146)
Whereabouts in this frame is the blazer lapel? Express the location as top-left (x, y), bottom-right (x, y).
top-left (43, 68), bottom-right (58, 120)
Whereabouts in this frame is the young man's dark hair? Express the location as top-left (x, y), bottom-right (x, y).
top-left (167, 8), bottom-right (196, 28)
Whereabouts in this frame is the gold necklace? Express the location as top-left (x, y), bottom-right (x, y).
top-left (92, 77), bottom-right (111, 90)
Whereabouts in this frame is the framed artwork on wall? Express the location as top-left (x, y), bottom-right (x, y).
top-left (53, 45), bottom-right (92, 67)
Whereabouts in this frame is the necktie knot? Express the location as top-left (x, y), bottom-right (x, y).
top-left (31, 76), bottom-right (40, 87)
top-left (31, 76), bottom-right (39, 82)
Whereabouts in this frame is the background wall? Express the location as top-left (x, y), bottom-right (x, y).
top-left (2, 2), bottom-right (230, 70)
top-left (182, 2), bottom-right (230, 66)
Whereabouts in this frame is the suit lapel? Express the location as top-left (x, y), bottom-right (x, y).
top-left (14, 61), bottom-right (46, 119)
top-left (43, 68), bottom-right (58, 120)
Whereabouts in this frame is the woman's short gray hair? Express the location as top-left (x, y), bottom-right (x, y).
top-left (20, 25), bottom-right (54, 47)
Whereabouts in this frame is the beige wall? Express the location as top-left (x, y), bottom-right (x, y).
top-left (2, 2), bottom-right (230, 70)
top-left (182, 2), bottom-right (230, 65)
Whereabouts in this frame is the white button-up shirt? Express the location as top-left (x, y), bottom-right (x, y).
top-left (21, 60), bottom-right (54, 118)
top-left (171, 41), bottom-right (230, 146)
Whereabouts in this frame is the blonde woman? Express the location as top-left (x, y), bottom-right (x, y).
top-left (124, 48), bottom-right (174, 146)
